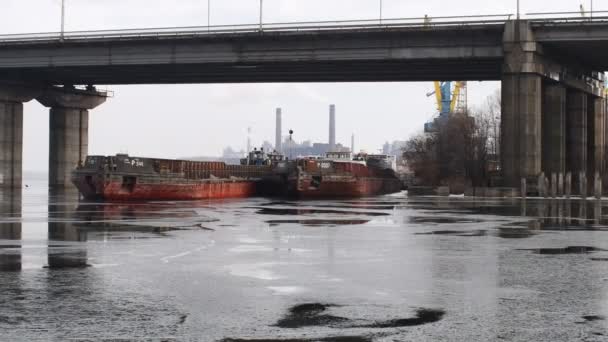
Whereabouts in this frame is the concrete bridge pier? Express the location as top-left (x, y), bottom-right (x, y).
top-left (501, 74), bottom-right (542, 187)
top-left (37, 87), bottom-right (107, 189)
top-left (501, 20), bottom-right (606, 195)
top-left (589, 96), bottom-right (606, 180)
top-left (0, 85), bottom-right (38, 189)
top-left (501, 21), bottom-right (543, 188)
top-left (542, 84), bottom-right (567, 189)
top-left (566, 91), bottom-right (588, 193)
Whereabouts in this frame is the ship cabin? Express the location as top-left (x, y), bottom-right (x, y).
top-left (242, 148), bottom-right (270, 166)
top-left (325, 151), bottom-right (352, 160)
top-left (267, 151), bottom-right (286, 163)
top-left (326, 151), bottom-right (367, 165)
top-left (366, 154), bottom-right (397, 170)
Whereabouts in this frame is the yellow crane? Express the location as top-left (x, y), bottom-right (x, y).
top-left (428, 81), bottom-right (467, 116)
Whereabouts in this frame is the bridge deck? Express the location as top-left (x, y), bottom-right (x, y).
top-left (0, 16), bottom-right (606, 85)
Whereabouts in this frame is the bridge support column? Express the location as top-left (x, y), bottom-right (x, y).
top-left (0, 86), bottom-right (38, 189)
top-left (566, 90), bottom-right (587, 194)
top-left (589, 96), bottom-right (606, 176)
top-left (37, 88), bottom-right (107, 189)
top-left (501, 74), bottom-right (542, 187)
top-left (501, 20), bottom-right (543, 187)
top-left (542, 84), bottom-right (567, 178)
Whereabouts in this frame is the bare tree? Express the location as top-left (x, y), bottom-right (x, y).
top-left (402, 91), bottom-right (501, 191)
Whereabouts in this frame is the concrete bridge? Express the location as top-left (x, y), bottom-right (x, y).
top-left (0, 15), bottom-right (607, 191)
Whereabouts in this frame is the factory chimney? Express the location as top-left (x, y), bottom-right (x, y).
top-left (275, 108), bottom-right (282, 153)
top-left (329, 104), bottom-right (336, 150)
top-left (351, 133), bottom-right (355, 154)
top-left (247, 127), bottom-right (252, 153)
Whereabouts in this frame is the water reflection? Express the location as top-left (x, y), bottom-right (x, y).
top-left (47, 189), bottom-right (88, 269)
top-left (521, 199), bottom-right (607, 231)
top-left (0, 189), bottom-right (21, 271)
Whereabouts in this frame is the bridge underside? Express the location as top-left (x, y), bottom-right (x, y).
top-left (0, 59), bottom-right (502, 85)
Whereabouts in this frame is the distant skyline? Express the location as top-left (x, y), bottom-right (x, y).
top-left (2, 0), bottom-right (592, 171)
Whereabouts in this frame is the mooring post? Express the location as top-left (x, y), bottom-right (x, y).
top-left (551, 173), bottom-right (557, 198)
top-left (565, 172), bottom-right (571, 199)
top-left (595, 171), bottom-right (602, 200)
top-left (538, 173), bottom-right (545, 197)
top-left (580, 171), bottom-right (588, 199)
top-left (521, 178), bottom-right (527, 199)
top-left (558, 172), bottom-right (564, 197)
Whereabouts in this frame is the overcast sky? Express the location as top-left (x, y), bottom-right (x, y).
top-left (1, 0), bottom-right (593, 171)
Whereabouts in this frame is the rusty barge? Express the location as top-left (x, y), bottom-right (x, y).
top-left (72, 154), bottom-right (274, 201)
top-left (281, 152), bottom-right (402, 198)
top-left (72, 151), bottom-right (402, 201)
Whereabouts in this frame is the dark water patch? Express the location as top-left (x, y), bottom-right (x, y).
top-left (178, 314), bottom-right (188, 324)
top-left (496, 227), bottom-right (536, 239)
top-left (360, 308), bottom-right (445, 328)
top-left (98, 235), bottom-right (159, 240)
top-left (222, 336), bottom-right (372, 342)
top-left (72, 223), bottom-right (185, 234)
top-left (267, 219), bottom-right (370, 227)
top-left (180, 223), bottom-right (216, 231)
top-left (275, 303), bottom-right (349, 329)
top-left (590, 258), bottom-right (608, 261)
top-left (583, 315), bottom-right (605, 322)
top-left (260, 201), bottom-right (300, 207)
top-left (43, 263), bottom-right (92, 270)
top-left (339, 200), bottom-right (402, 205)
top-left (254, 208), bottom-right (389, 217)
top-left (415, 230), bottom-right (487, 237)
top-left (0, 245), bottom-right (22, 249)
top-left (309, 204), bottom-right (397, 210)
top-left (409, 216), bottom-right (483, 225)
top-left (0, 314), bottom-right (28, 325)
top-left (518, 246), bottom-right (607, 255)
top-left (274, 303), bottom-right (445, 330)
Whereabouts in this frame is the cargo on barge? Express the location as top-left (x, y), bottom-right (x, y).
top-left (72, 154), bottom-right (273, 201)
top-left (283, 152), bottom-right (402, 198)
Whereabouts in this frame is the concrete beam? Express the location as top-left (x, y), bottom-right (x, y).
top-left (542, 84), bottom-right (566, 177)
top-left (37, 87), bottom-right (107, 189)
top-left (37, 87), bottom-right (107, 110)
top-left (0, 26), bottom-right (505, 84)
top-left (0, 85), bottom-right (38, 189)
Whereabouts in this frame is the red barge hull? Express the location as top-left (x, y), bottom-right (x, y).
top-left (75, 178), bottom-right (257, 201)
top-left (288, 176), bottom-right (402, 198)
top-left (72, 155), bottom-right (272, 201)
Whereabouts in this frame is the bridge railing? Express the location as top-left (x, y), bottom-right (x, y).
top-left (1, 12), bottom-right (607, 43)
top-left (527, 10), bottom-right (608, 24)
top-left (0, 14), bottom-right (513, 43)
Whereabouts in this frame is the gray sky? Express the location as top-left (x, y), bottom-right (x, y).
top-left (1, 0), bottom-right (592, 171)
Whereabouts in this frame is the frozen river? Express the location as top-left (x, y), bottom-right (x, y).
top-left (1, 180), bottom-right (607, 341)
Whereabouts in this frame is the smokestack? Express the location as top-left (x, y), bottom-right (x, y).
top-left (329, 104), bottom-right (336, 150)
top-left (275, 108), bottom-right (282, 153)
top-left (247, 127), bottom-right (252, 153)
top-left (351, 133), bottom-right (355, 154)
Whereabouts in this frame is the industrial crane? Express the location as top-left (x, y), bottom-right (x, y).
top-left (424, 81), bottom-right (467, 132)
